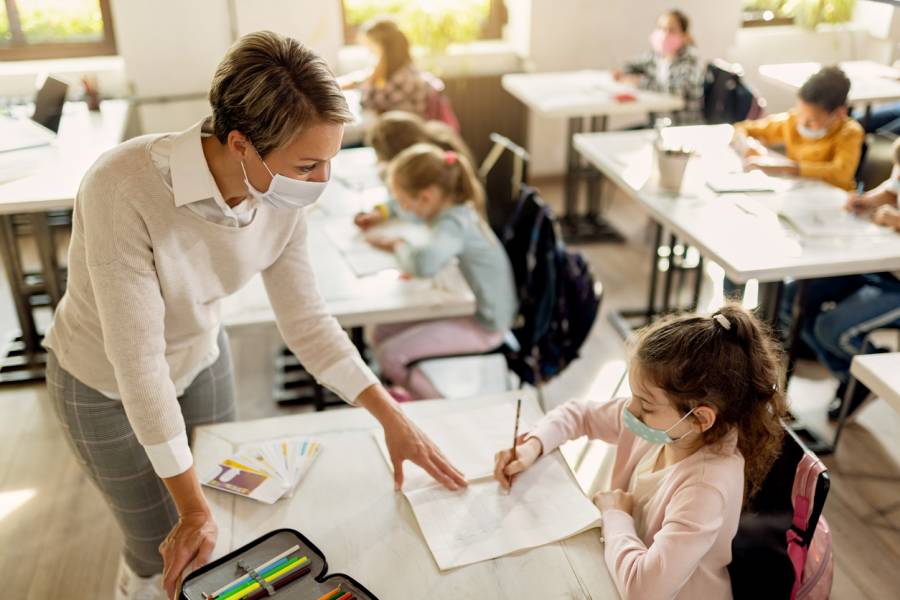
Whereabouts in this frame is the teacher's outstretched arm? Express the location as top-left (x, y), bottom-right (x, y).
top-left (356, 384), bottom-right (467, 490)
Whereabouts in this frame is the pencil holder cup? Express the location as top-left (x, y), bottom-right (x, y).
top-left (655, 144), bottom-right (692, 194)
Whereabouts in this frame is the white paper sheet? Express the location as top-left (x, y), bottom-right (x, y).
top-left (405, 454), bottom-right (602, 570)
top-left (375, 401), bottom-right (602, 570)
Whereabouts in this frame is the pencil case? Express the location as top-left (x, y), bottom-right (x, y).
top-left (179, 528), bottom-right (379, 600)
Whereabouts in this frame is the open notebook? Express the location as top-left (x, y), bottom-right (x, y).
top-left (374, 399), bottom-right (602, 570)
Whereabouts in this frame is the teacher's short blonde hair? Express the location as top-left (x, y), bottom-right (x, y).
top-left (209, 30), bottom-right (353, 157)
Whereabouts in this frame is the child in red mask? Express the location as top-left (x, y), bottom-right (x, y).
top-left (613, 10), bottom-right (703, 124)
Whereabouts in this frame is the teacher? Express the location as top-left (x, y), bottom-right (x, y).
top-left (43, 31), bottom-right (466, 600)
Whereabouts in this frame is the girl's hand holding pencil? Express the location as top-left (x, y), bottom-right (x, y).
top-left (493, 435), bottom-right (543, 490)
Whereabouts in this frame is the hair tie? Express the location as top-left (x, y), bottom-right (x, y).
top-left (712, 313), bottom-right (732, 331)
top-left (444, 150), bottom-right (458, 165)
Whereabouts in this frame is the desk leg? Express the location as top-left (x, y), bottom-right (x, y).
top-left (561, 116), bottom-right (625, 244)
top-left (609, 223), bottom-right (663, 338)
top-left (274, 327), bottom-right (369, 410)
top-left (31, 212), bottom-right (63, 309)
top-left (0, 214), bottom-right (47, 383)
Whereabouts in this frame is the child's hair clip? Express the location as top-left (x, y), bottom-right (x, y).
top-left (712, 313), bottom-right (731, 331)
top-left (445, 150), bottom-right (458, 165)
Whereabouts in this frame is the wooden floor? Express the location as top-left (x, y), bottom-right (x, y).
top-left (2, 178), bottom-right (900, 598)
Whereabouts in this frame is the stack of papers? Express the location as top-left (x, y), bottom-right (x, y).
top-left (202, 437), bottom-right (321, 504)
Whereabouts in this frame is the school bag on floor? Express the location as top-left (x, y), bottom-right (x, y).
top-left (499, 185), bottom-right (598, 385)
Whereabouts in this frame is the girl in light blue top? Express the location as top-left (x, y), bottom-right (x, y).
top-left (367, 143), bottom-right (518, 400)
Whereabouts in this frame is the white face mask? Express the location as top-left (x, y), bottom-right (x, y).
top-left (241, 147), bottom-right (328, 210)
top-left (796, 122), bottom-right (828, 140)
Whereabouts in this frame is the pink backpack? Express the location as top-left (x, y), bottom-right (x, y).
top-left (729, 426), bottom-right (833, 599)
top-left (421, 72), bottom-right (461, 133)
top-left (787, 452), bottom-right (833, 599)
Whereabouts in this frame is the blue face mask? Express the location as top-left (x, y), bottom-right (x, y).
top-left (623, 403), bottom-right (696, 444)
top-left (796, 122), bottom-right (828, 140)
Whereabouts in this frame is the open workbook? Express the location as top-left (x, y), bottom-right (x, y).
top-left (374, 398), bottom-right (603, 570)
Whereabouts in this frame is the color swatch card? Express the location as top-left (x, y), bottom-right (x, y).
top-left (203, 437), bottom-right (322, 504)
top-left (374, 399), bottom-right (603, 570)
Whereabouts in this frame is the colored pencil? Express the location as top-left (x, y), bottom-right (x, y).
top-left (317, 585), bottom-right (343, 600)
top-left (220, 557), bottom-right (309, 600)
top-left (243, 565), bottom-right (312, 600)
top-left (209, 544), bottom-right (301, 597)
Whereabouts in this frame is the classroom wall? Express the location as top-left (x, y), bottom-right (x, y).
top-left (109, 0), bottom-right (344, 134)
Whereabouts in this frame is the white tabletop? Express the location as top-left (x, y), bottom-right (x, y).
top-left (221, 148), bottom-right (476, 330)
top-left (574, 125), bottom-right (900, 283)
top-left (759, 60), bottom-right (900, 106)
top-left (0, 100), bottom-right (130, 214)
top-left (851, 353), bottom-right (900, 413)
top-left (192, 390), bottom-right (619, 599)
top-left (502, 70), bottom-right (684, 118)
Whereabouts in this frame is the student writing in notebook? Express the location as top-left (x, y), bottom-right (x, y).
top-left (366, 143), bottom-right (517, 401)
top-left (779, 137), bottom-right (900, 421)
top-left (353, 110), bottom-right (473, 230)
top-left (494, 304), bottom-right (787, 600)
top-left (732, 66), bottom-right (864, 190)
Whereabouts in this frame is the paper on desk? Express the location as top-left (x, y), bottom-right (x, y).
top-left (374, 401), bottom-right (603, 570)
top-left (405, 455), bottom-right (602, 570)
top-left (323, 219), bottom-right (431, 276)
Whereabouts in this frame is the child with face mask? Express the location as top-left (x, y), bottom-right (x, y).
top-left (366, 143), bottom-right (518, 401)
top-left (778, 137), bottom-right (900, 422)
top-left (613, 9), bottom-right (704, 124)
top-left (494, 303), bottom-right (787, 600)
top-left (733, 65), bottom-right (864, 190)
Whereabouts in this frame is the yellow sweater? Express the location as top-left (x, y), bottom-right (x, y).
top-left (735, 111), bottom-right (864, 190)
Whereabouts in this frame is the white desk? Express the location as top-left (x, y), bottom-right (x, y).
top-left (851, 353), bottom-right (900, 413)
top-left (192, 390), bottom-right (619, 599)
top-left (573, 125), bottom-right (900, 284)
top-left (502, 70), bottom-right (685, 243)
top-left (759, 60), bottom-right (900, 108)
top-left (0, 100), bottom-right (130, 382)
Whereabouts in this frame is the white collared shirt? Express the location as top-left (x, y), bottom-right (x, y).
top-left (150, 118), bottom-right (258, 227)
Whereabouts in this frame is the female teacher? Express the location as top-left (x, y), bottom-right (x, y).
top-left (43, 31), bottom-right (466, 600)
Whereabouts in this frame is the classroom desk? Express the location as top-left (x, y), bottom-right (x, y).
top-left (502, 70), bottom-right (684, 243)
top-left (759, 60), bottom-right (900, 122)
top-left (833, 352), bottom-right (900, 452)
top-left (0, 100), bottom-right (130, 382)
top-left (192, 390), bottom-right (620, 599)
top-left (574, 125), bottom-right (900, 450)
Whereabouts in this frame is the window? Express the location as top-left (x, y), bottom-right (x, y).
top-left (742, 1), bottom-right (796, 27)
top-left (341, 0), bottom-right (507, 53)
top-left (742, 0), bottom-right (858, 28)
top-left (0, 0), bottom-right (116, 61)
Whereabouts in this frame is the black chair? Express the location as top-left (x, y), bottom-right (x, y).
top-left (729, 423), bottom-right (831, 599)
top-left (703, 59), bottom-right (765, 125)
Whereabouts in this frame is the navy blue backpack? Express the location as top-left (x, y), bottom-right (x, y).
top-left (500, 185), bottom-right (599, 385)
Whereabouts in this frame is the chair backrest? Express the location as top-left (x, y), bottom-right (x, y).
top-left (703, 60), bottom-right (765, 125)
top-left (729, 423), bottom-right (832, 600)
top-left (479, 132), bottom-right (529, 235)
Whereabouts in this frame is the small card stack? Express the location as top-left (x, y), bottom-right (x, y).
top-left (202, 438), bottom-right (321, 504)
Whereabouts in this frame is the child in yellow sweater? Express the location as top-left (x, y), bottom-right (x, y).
top-left (733, 66), bottom-right (864, 190)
